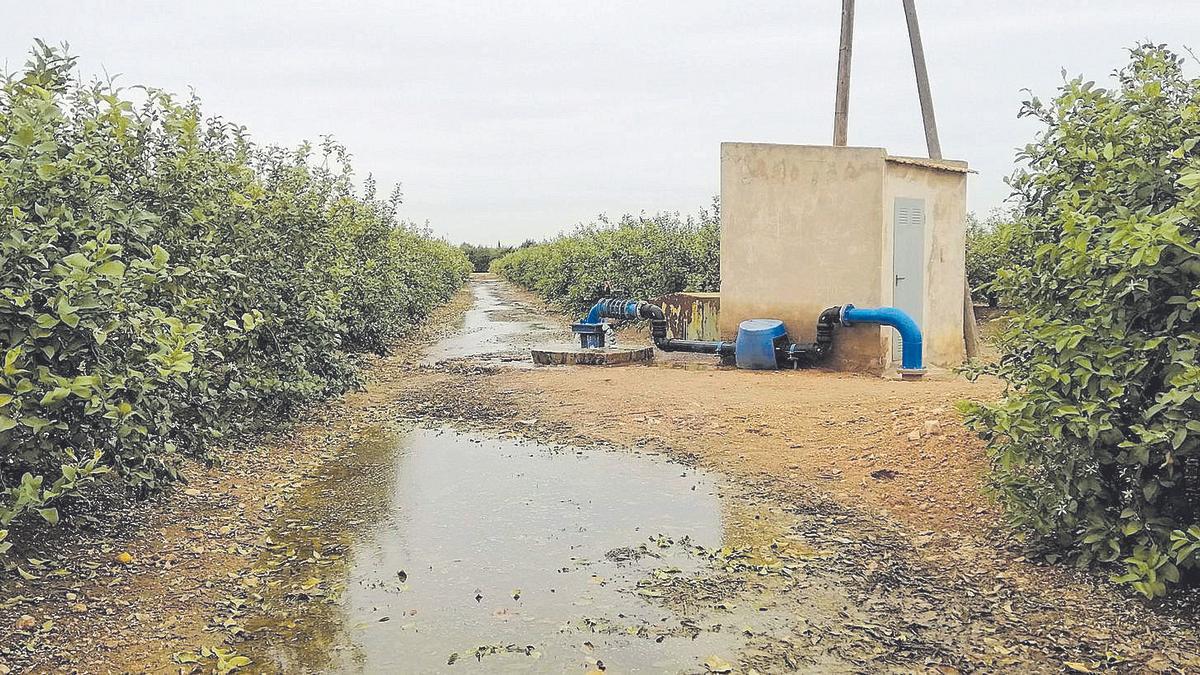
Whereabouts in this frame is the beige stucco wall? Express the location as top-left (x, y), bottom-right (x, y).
top-left (882, 158), bottom-right (968, 367)
top-left (719, 142), bottom-right (968, 373)
top-left (719, 143), bottom-right (888, 371)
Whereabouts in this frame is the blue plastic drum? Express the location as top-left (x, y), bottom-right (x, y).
top-left (734, 319), bottom-right (786, 370)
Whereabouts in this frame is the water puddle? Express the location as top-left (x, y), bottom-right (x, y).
top-left (241, 427), bottom-right (812, 673)
top-left (422, 279), bottom-right (566, 367)
top-left (235, 279), bottom-right (865, 672)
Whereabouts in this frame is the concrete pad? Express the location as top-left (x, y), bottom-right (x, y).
top-left (531, 346), bottom-right (654, 366)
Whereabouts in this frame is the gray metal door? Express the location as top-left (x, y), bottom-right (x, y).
top-left (892, 198), bottom-right (925, 361)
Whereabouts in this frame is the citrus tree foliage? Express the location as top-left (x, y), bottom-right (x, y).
top-left (460, 242), bottom-right (520, 273)
top-left (963, 45), bottom-right (1200, 597)
top-left (0, 42), bottom-right (470, 539)
top-left (966, 210), bottom-right (1030, 307)
top-left (490, 201), bottom-right (720, 310)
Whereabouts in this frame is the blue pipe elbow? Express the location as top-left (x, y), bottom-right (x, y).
top-left (584, 302), bottom-right (605, 324)
top-left (841, 305), bottom-right (924, 371)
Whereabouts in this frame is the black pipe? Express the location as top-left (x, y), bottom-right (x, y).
top-left (777, 306), bottom-right (842, 367)
top-left (816, 305), bottom-right (841, 353)
top-left (633, 302), bottom-right (736, 356)
top-left (657, 338), bottom-right (736, 356)
top-left (637, 302), bottom-right (668, 340)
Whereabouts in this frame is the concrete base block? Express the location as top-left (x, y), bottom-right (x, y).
top-left (531, 346), bottom-right (654, 366)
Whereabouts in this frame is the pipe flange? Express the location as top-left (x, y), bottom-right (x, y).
top-left (838, 304), bottom-right (854, 326)
top-left (570, 322), bottom-right (606, 335)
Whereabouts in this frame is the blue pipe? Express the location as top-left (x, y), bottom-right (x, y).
top-left (583, 300), bottom-right (638, 324)
top-left (575, 299), bottom-right (642, 349)
top-left (583, 302), bottom-right (603, 324)
top-left (841, 304), bottom-right (924, 371)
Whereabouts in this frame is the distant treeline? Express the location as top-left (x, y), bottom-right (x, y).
top-left (489, 201), bottom-right (721, 310)
top-left (459, 241), bottom-right (534, 273)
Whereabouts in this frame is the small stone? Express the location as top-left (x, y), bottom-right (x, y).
top-left (70, 603), bottom-right (88, 614)
top-left (65, 592), bottom-right (78, 601)
top-left (906, 429), bottom-right (922, 441)
top-left (14, 614), bottom-right (36, 631)
top-left (114, 551), bottom-right (134, 565)
top-left (923, 420), bottom-right (942, 436)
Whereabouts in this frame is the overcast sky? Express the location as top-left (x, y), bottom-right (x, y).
top-left (4, 1), bottom-right (1198, 244)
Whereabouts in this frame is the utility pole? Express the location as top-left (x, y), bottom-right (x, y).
top-left (832, 0), bottom-right (855, 146)
top-left (901, 0), bottom-right (941, 159)
top-left (901, 0), bottom-right (979, 356)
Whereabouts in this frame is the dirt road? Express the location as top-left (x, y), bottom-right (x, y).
top-left (3, 275), bottom-right (1199, 673)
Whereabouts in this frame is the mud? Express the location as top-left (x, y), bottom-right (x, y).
top-left (5, 275), bottom-right (1200, 674)
top-left (226, 276), bottom-right (1200, 673)
top-left (241, 426), bottom-right (750, 672)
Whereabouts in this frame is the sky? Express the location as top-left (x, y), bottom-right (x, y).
top-left (4, 1), bottom-right (1198, 244)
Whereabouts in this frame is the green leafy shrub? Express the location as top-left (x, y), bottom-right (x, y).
top-left (490, 201), bottom-right (720, 310)
top-left (966, 210), bottom-right (1030, 307)
top-left (460, 242), bottom-right (522, 273)
top-left (963, 44), bottom-right (1200, 597)
top-left (0, 42), bottom-right (470, 540)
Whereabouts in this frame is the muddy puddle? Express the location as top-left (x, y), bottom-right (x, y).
top-left (422, 278), bottom-right (566, 367)
top-left (237, 426), bottom-right (851, 673)
top-left (144, 275), bottom-right (1200, 675)
top-left (232, 278), bottom-right (890, 672)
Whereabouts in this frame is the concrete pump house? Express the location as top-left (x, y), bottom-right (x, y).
top-left (719, 142), bottom-right (970, 373)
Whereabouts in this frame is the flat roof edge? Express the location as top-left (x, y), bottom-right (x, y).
top-left (885, 155), bottom-right (973, 173)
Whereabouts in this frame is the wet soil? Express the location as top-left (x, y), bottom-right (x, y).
top-left (243, 427), bottom-right (743, 673)
top-left (4, 275), bottom-right (1200, 674)
top-left (421, 277), bottom-right (569, 368)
